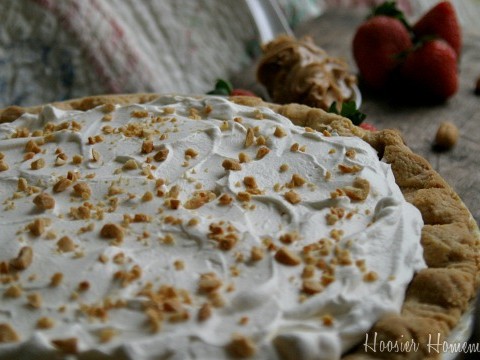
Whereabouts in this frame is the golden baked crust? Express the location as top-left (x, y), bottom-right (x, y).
top-left (1, 94), bottom-right (479, 359)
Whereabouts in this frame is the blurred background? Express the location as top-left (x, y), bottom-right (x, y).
top-left (0, 0), bottom-right (479, 108)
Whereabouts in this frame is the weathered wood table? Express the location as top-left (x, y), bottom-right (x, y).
top-left (237, 7), bottom-right (480, 224)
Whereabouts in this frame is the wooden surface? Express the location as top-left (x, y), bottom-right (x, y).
top-left (235, 8), bottom-right (480, 225)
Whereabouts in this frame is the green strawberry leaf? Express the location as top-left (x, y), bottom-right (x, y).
top-left (207, 79), bottom-right (233, 96)
top-left (371, 1), bottom-right (411, 31)
top-left (328, 101), bottom-right (367, 126)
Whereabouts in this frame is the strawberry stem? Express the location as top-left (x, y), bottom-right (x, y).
top-left (370, 1), bottom-right (411, 31)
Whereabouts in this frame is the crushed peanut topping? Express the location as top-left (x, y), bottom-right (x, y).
top-left (256, 146), bottom-right (270, 160)
top-left (289, 173), bottom-right (306, 187)
top-left (198, 302), bottom-right (212, 322)
top-left (0, 323), bottom-right (20, 343)
top-left (154, 148), bottom-right (169, 162)
top-left (218, 193), bottom-right (233, 206)
top-left (0, 160), bottom-right (8, 172)
top-left (244, 128), bottom-right (255, 147)
top-left (50, 272), bottom-right (64, 287)
top-left (363, 271), bottom-right (379, 282)
top-left (37, 317), bottom-right (55, 329)
top-left (185, 148), bottom-right (199, 159)
top-left (284, 190), bottom-right (301, 204)
top-left (238, 152), bottom-right (250, 163)
top-left (222, 158), bottom-right (242, 171)
top-left (53, 178), bottom-right (73, 193)
top-left (142, 140), bottom-right (154, 154)
top-left (338, 164), bottom-right (363, 174)
top-left (33, 193), bottom-right (55, 210)
top-left (57, 236), bottom-right (76, 253)
top-left (10, 246), bottom-right (33, 270)
top-left (250, 246), bottom-right (264, 262)
top-left (274, 247), bottom-right (301, 266)
top-left (27, 292), bottom-right (42, 309)
top-left (4, 284), bottom-right (22, 298)
top-left (51, 338), bottom-right (78, 354)
top-left (73, 182), bottom-right (92, 200)
top-left (198, 272), bottom-right (222, 293)
top-left (123, 159), bottom-right (138, 170)
top-left (30, 158), bottom-right (45, 170)
top-left (227, 334), bottom-right (257, 358)
top-left (100, 223), bottom-right (124, 243)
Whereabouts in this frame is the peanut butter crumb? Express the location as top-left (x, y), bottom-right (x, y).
top-left (174, 260), bottom-right (185, 271)
top-left (338, 164), bottom-right (362, 174)
top-left (250, 246), bottom-right (264, 262)
top-left (185, 148), bottom-right (199, 159)
top-left (289, 173), bottom-right (306, 187)
top-left (198, 272), bottom-right (222, 293)
top-left (274, 247), bottom-right (301, 266)
top-left (53, 178), bottom-right (73, 193)
top-left (51, 337), bottom-right (78, 354)
top-left (25, 140), bottom-right (42, 154)
top-left (238, 152), bottom-right (250, 163)
top-left (100, 223), bottom-right (124, 243)
top-left (236, 192), bottom-right (251, 202)
top-left (198, 303), bottom-right (212, 322)
top-left (123, 159), bottom-right (138, 170)
top-left (4, 284), bottom-right (22, 298)
top-left (303, 280), bottom-right (324, 294)
top-left (72, 154), bottom-right (83, 164)
top-left (142, 191), bottom-right (154, 202)
top-left (98, 328), bottom-right (118, 343)
top-left (363, 271), bottom-right (379, 282)
top-left (0, 323), bottom-right (20, 343)
top-left (256, 146), bottom-right (270, 160)
top-left (244, 128), bottom-right (255, 148)
top-left (274, 126), bottom-right (287, 137)
top-left (10, 246), bottom-right (33, 271)
top-left (322, 314), bottom-right (334, 326)
top-left (142, 140), bottom-right (154, 154)
top-left (73, 182), bottom-right (92, 200)
top-left (218, 193), bottom-right (233, 206)
top-left (33, 192), bottom-right (55, 210)
top-left (222, 158), bottom-right (242, 171)
top-left (227, 334), bottom-right (257, 358)
top-left (284, 190), bottom-right (301, 204)
top-left (27, 292), bottom-right (42, 309)
top-left (57, 236), bottom-right (76, 253)
top-left (36, 317), bottom-right (55, 329)
top-left (51, 272), bottom-right (64, 287)
top-left (154, 148), bottom-right (169, 162)
top-left (30, 158), bottom-right (45, 170)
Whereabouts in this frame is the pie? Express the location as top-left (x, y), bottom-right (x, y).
top-left (0, 94), bottom-right (478, 359)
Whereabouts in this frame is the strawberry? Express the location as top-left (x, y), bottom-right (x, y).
top-left (231, 88), bottom-right (257, 97)
top-left (353, 15), bottom-right (412, 90)
top-left (399, 39), bottom-right (458, 101)
top-left (413, 1), bottom-right (462, 58)
top-left (359, 122), bottom-right (378, 132)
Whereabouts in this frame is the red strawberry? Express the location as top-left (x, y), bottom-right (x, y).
top-left (230, 88), bottom-right (256, 97)
top-left (413, 1), bottom-right (461, 58)
top-left (359, 122), bottom-right (378, 132)
top-left (353, 16), bottom-right (412, 90)
top-left (400, 39), bottom-right (458, 101)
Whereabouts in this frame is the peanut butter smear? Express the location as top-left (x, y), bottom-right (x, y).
top-left (257, 35), bottom-right (357, 110)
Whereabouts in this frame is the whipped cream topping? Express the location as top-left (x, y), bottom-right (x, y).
top-left (0, 95), bottom-right (425, 359)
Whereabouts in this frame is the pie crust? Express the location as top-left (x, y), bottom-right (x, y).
top-left (1, 94), bottom-right (479, 359)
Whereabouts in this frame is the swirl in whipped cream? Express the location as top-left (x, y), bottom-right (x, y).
top-left (0, 95), bottom-right (425, 359)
